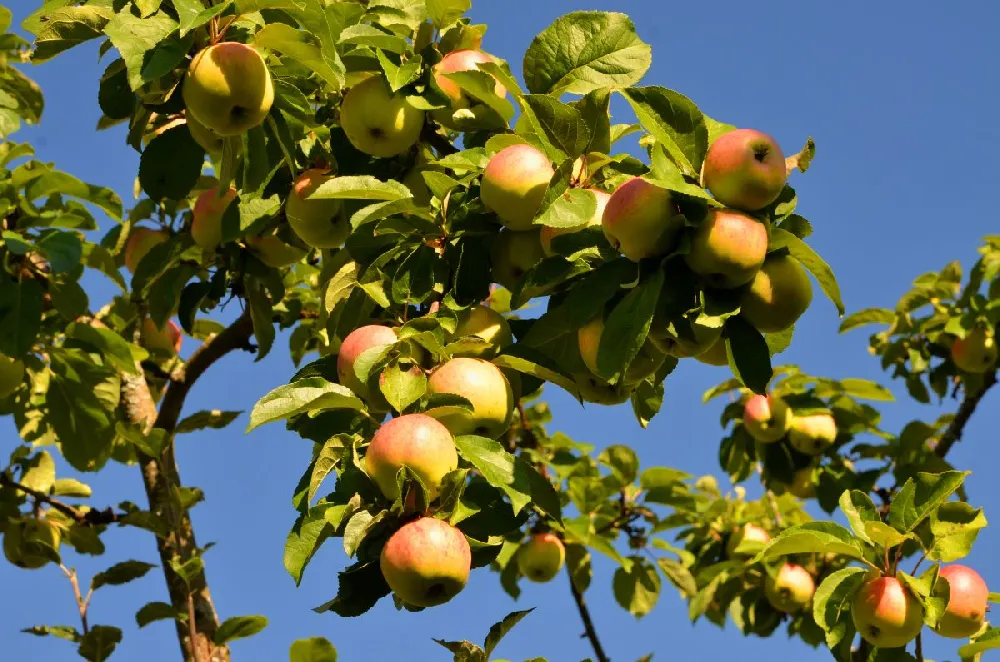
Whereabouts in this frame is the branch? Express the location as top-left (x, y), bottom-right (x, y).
top-left (915, 631), bottom-right (924, 661)
top-left (420, 123), bottom-right (458, 157)
top-left (934, 365), bottom-right (997, 459)
top-left (567, 565), bottom-right (610, 662)
top-left (0, 474), bottom-right (122, 526)
top-left (60, 564), bottom-right (90, 635)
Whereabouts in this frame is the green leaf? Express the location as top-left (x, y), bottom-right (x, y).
top-left (169, 556), bottom-right (204, 586)
top-left (378, 362), bottom-right (426, 413)
top-left (921, 501), bottom-right (988, 562)
top-left (771, 227), bottom-right (845, 316)
top-left (37, 232), bottom-right (82, 274)
top-left (812, 567), bottom-right (867, 648)
top-left (839, 307), bottom-right (895, 333)
top-left (840, 490), bottom-right (879, 545)
top-left (597, 268), bottom-right (663, 381)
top-left (47, 350), bottom-right (118, 472)
top-left (175, 410), bottom-right (243, 434)
top-left (103, 11), bottom-right (180, 90)
top-left (597, 444), bottom-right (639, 486)
top-left (284, 504), bottom-right (338, 586)
top-left (20, 450), bottom-right (56, 494)
top-left (657, 557), bottom-right (697, 597)
top-left (65, 322), bottom-right (141, 376)
top-left (519, 95), bottom-right (590, 161)
top-left (725, 316), bottom-right (773, 395)
top-left (898, 569), bottom-right (948, 629)
top-left (24, 170), bottom-right (123, 221)
top-left (837, 378), bottom-right (894, 402)
top-left (309, 437), bottom-right (349, 504)
top-left (214, 615), bottom-right (268, 645)
top-left (135, 601), bottom-right (179, 628)
top-left (613, 556), bottom-right (661, 619)
top-left (51, 478), bottom-right (92, 498)
top-left (289, 637), bottom-right (338, 662)
top-left (139, 124), bottom-right (205, 200)
top-left (755, 522), bottom-right (866, 563)
top-left (863, 521), bottom-right (912, 549)
top-left (29, 6), bottom-right (113, 62)
top-left (309, 175), bottom-right (411, 201)
top-left (483, 609), bottom-right (534, 656)
top-left (92, 560), bottom-right (156, 590)
top-left (0, 277), bottom-right (44, 356)
top-left (453, 435), bottom-right (560, 520)
top-left (888, 471), bottom-right (968, 534)
top-left (248, 377), bottom-right (365, 431)
top-left (247, 278), bottom-right (276, 360)
top-left (173, 0), bottom-right (231, 37)
top-left (565, 543), bottom-right (592, 593)
top-left (959, 627), bottom-right (1000, 657)
top-left (22, 624), bottom-right (81, 642)
top-left (534, 187), bottom-right (598, 229)
top-left (376, 49), bottom-right (422, 93)
top-left (492, 345), bottom-right (579, 398)
top-left (621, 86), bottom-right (707, 177)
top-left (78, 625), bottom-right (122, 662)
top-left (312, 560), bottom-right (390, 617)
top-left (254, 23), bottom-right (344, 91)
top-left (433, 638), bottom-right (486, 660)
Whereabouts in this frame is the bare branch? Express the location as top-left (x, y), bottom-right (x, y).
top-left (567, 565), bottom-right (610, 662)
top-left (59, 564), bottom-right (89, 635)
top-left (0, 474), bottom-right (122, 526)
top-left (934, 367), bottom-right (997, 459)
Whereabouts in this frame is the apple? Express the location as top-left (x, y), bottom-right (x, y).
top-left (365, 413), bottom-right (458, 501)
top-left (124, 227), bottom-right (169, 273)
top-left (788, 413), bottom-right (837, 455)
top-left (572, 372), bottom-right (633, 405)
top-left (684, 208), bottom-right (768, 289)
top-left (935, 564), bottom-right (989, 638)
top-left (245, 231), bottom-right (308, 268)
top-left (852, 575), bottom-right (925, 648)
top-left (426, 357), bottom-right (514, 438)
top-left (650, 318), bottom-right (723, 359)
top-left (182, 42), bottom-right (274, 136)
top-left (186, 113), bottom-right (224, 155)
top-left (491, 229), bottom-right (545, 290)
top-left (3, 519), bottom-right (61, 570)
top-left (743, 393), bottom-right (792, 443)
top-left (740, 254), bottom-right (813, 333)
top-left (726, 523), bottom-right (770, 558)
top-left (337, 325), bottom-right (398, 400)
top-left (452, 305), bottom-right (513, 359)
top-left (539, 189), bottom-right (611, 256)
top-left (517, 532), bottom-right (565, 583)
top-left (695, 337), bottom-right (729, 367)
top-left (602, 177), bottom-right (684, 262)
top-left (951, 328), bottom-right (998, 374)
top-left (285, 169), bottom-right (349, 249)
top-left (623, 340), bottom-right (667, 385)
top-left (380, 517), bottom-right (471, 608)
top-left (191, 186), bottom-right (237, 251)
top-left (787, 467), bottom-right (817, 499)
top-left (142, 318), bottom-right (183, 355)
top-left (340, 75), bottom-right (425, 158)
top-left (432, 49), bottom-right (506, 129)
top-left (701, 128), bottom-right (787, 211)
top-left (0, 354), bottom-right (25, 398)
top-left (480, 144), bottom-right (554, 231)
top-left (577, 316), bottom-right (605, 377)
top-left (765, 563), bottom-right (816, 613)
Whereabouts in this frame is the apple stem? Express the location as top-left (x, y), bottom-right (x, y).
top-left (914, 631), bottom-right (924, 661)
top-left (567, 565), bottom-right (610, 662)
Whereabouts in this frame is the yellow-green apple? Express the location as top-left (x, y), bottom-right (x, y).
top-left (852, 575), bottom-right (925, 648)
top-left (365, 414), bottom-right (458, 501)
top-left (480, 144), bottom-right (554, 231)
top-left (142, 318), bottom-right (183, 355)
top-left (453, 305), bottom-right (513, 358)
top-left (579, 316), bottom-right (664, 383)
top-left (340, 75), bottom-right (425, 158)
top-left (432, 49), bottom-right (506, 129)
top-left (577, 316), bottom-right (605, 377)
top-left (182, 42), bottom-right (274, 136)
top-left (124, 227), bottom-right (169, 273)
top-left (245, 231), bottom-right (308, 268)
top-left (788, 413), bottom-right (837, 455)
top-left (695, 337), bottom-right (729, 366)
top-left (787, 467), bottom-right (817, 499)
top-left (426, 357), bottom-right (513, 438)
top-left (623, 340), bottom-right (667, 385)
top-left (539, 189), bottom-right (611, 256)
top-left (726, 523), bottom-right (770, 558)
top-left (186, 113), bottom-right (224, 155)
top-left (491, 229), bottom-right (545, 290)
top-left (934, 564), bottom-right (989, 638)
top-left (517, 532), bottom-right (565, 583)
top-left (740, 254), bottom-right (813, 333)
top-left (191, 186), bottom-right (237, 251)
top-left (684, 208), bottom-right (768, 289)
top-left (0, 353), bottom-right (24, 398)
top-left (572, 372), bottom-right (633, 405)
top-left (285, 169), bottom-right (348, 249)
top-left (380, 517), bottom-right (471, 607)
top-left (701, 128), bottom-right (787, 211)
top-left (951, 328), bottom-right (998, 374)
top-left (3, 519), bottom-right (61, 569)
top-left (743, 393), bottom-right (792, 443)
top-left (602, 177), bottom-right (683, 262)
top-left (650, 319), bottom-right (723, 359)
top-left (337, 325), bottom-right (398, 399)
top-left (765, 563), bottom-right (816, 613)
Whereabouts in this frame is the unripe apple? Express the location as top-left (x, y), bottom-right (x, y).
top-left (285, 169), bottom-right (348, 249)
top-left (380, 517), bottom-right (471, 608)
top-left (765, 563), bottom-right (816, 613)
top-left (852, 576), bottom-right (925, 648)
top-left (182, 42), bottom-right (274, 136)
top-left (684, 208), bottom-right (768, 289)
top-left (124, 227), bottom-right (169, 273)
top-left (141, 318), bottom-right (183, 355)
top-left (3, 519), bottom-right (61, 569)
top-left (539, 189), bottom-right (610, 256)
top-left (0, 353), bottom-right (25, 398)
top-left (337, 325), bottom-right (398, 400)
top-left (572, 372), bottom-right (633, 405)
top-left (517, 532), bottom-right (565, 583)
top-left (743, 393), bottom-right (792, 443)
top-left (701, 128), bottom-right (787, 211)
top-left (951, 328), bottom-right (998, 374)
top-left (623, 339), bottom-right (667, 385)
top-left (426, 357), bottom-right (513, 438)
top-left (650, 319), bottom-right (723, 359)
top-left (245, 232), bottom-right (308, 268)
top-left (453, 305), bottom-right (513, 359)
top-left (491, 229), bottom-right (545, 290)
top-left (788, 413), bottom-right (837, 455)
top-left (186, 113), bottom-right (224, 155)
top-left (787, 467), bottom-right (817, 499)
top-left (365, 414), bottom-right (458, 501)
top-left (602, 177), bottom-right (683, 262)
top-left (340, 75), bottom-right (425, 158)
top-left (934, 564), bottom-right (989, 639)
top-left (191, 186), bottom-right (237, 251)
top-left (577, 316), bottom-right (605, 377)
top-left (695, 337), bottom-right (729, 367)
top-left (740, 254), bottom-right (813, 334)
top-left (480, 144), bottom-right (554, 231)
top-left (726, 523), bottom-right (770, 558)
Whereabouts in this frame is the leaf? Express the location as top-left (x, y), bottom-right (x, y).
top-left (840, 490), bottom-right (879, 545)
top-left (519, 95), bottom-right (590, 160)
top-left (597, 268), bottom-right (663, 381)
top-left (433, 639), bottom-right (486, 660)
top-left (770, 227), bottom-right (845, 316)
top-left (175, 410), bottom-right (243, 434)
top-left (309, 437), bottom-right (349, 504)
top-left (613, 556), bottom-right (661, 619)
top-left (20, 450), bottom-right (56, 494)
top-left (289, 637), bottom-right (338, 662)
top-left (755, 522), bottom-right (866, 563)
top-left (785, 137), bottom-right (816, 174)
top-left (453, 435), bottom-right (560, 520)
top-left (812, 567), bottom-right (867, 648)
top-left (284, 504), bottom-right (338, 586)
top-left (78, 625), bottom-right (122, 662)
top-left (837, 378), bottom-right (894, 402)
top-left (65, 322), bottom-right (140, 376)
top-left (214, 615), bottom-right (268, 645)
top-left (959, 627), bottom-right (1000, 657)
top-left (597, 444), bottom-right (639, 486)
top-left (621, 86), bottom-right (708, 177)
top-left (52, 478), bottom-right (92, 498)
top-left (103, 11), bottom-right (180, 90)
top-left (248, 378), bottom-right (365, 431)
top-left (0, 277), bottom-right (44, 357)
top-left (24, 171), bottom-right (123, 221)
top-left (312, 560), bottom-right (390, 617)
top-left (254, 23), bottom-right (344, 91)
top-left (22, 624), bottom-right (81, 642)
top-left (725, 316), bottom-right (773, 395)
top-left (47, 350), bottom-right (118, 472)
top-left (309, 175), bottom-right (411, 201)
top-left (492, 344), bottom-right (579, 397)
top-left (92, 560), bottom-right (156, 590)
top-left (378, 362), bottom-right (426, 413)
top-left (922, 501), bottom-right (988, 562)
top-left (37, 232), bottom-right (82, 273)
top-left (889, 471), bottom-right (968, 534)
top-left (535, 187), bottom-right (599, 229)
top-left (657, 557), bottom-right (697, 597)
top-left (139, 124), bottom-right (205, 200)
top-left (135, 601), bottom-right (179, 628)
top-left (173, 0), bottom-right (230, 36)
top-left (483, 609), bottom-right (534, 656)
top-left (29, 6), bottom-right (113, 62)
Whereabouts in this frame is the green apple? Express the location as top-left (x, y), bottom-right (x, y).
top-left (491, 229), bottom-right (545, 290)
top-left (577, 315), bottom-right (605, 377)
top-left (124, 227), bottom-right (169, 273)
top-left (726, 523), bottom-right (770, 558)
top-left (245, 231), bottom-right (308, 268)
top-left (182, 42), bottom-right (274, 136)
top-left (951, 328), bottom-right (998, 374)
top-left (743, 393), bottom-right (792, 443)
top-left (695, 337), bottom-right (729, 367)
top-left (142, 318), bottom-right (183, 355)
top-left (602, 177), bottom-right (684, 262)
top-left (285, 169), bottom-right (349, 249)
top-left (539, 188), bottom-right (610, 256)
top-left (365, 413), bottom-right (458, 501)
top-left (192, 185), bottom-right (237, 251)
top-left (0, 353), bottom-right (25, 398)
top-left (701, 128), bottom-right (787, 211)
top-left (765, 563), bottom-right (816, 613)
top-left (788, 413), bottom-right (837, 455)
top-left (572, 372), bottom-right (633, 405)
top-left (684, 208), bottom-right (768, 289)
top-left (426, 357), bottom-right (514, 438)
top-left (852, 575), bottom-right (924, 648)
top-left (935, 564), bottom-right (989, 639)
top-left (649, 318), bottom-right (723, 359)
top-left (186, 113), bottom-right (224, 155)
top-left (337, 325), bottom-right (398, 400)
top-left (340, 75), bottom-right (425, 158)
top-left (623, 339), bottom-right (667, 385)
top-left (380, 517), bottom-right (471, 608)
top-left (453, 305), bottom-right (513, 358)
top-left (517, 532), bottom-right (565, 583)
top-left (481, 144), bottom-right (554, 231)
top-left (740, 253), bottom-right (813, 334)
top-left (786, 467), bottom-right (817, 499)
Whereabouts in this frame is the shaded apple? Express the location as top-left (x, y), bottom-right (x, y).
top-left (182, 42), bottom-right (274, 136)
top-left (191, 185), bottom-right (237, 251)
top-left (426, 357), bottom-right (513, 438)
top-left (852, 575), bottom-right (925, 648)
top-left (701, 128), bottom-right (786, 211)
top-left (337, 325), bottom-right (398, 400)
top-left (124, 227), bottom-right (169, 273)
top-left (340, 75), bottom-right (424, 158)
top-left (142, 318), bottom-right (183, 355)
top-left (934, 564), bottom-right (989, 639)
top-left (786, 467), bottom-right (817, 499)
top-left (571, 371), bottom-right (633, 405)
top-left (285, 169), bottom-right (348, 249)
top-left (743, 393), bottom-right (792, 443)
top-left (517, 532), bottom-right (565, 583)
top-left (650, 318), bottom-right (723, 359)
top-left (491, 229), bottom-right (545, 290)
top-left (602, 177), bottom-right (684, 262)
top-left (726, 523), bottom-right (770, 558)
top-left (539, 188), bottom-right (610, 256)
top-left (788, 413), bottom-right (837, 455)
top-left (0, 353), bottom-right (25, 398)
top-left (481, 144), bottom-right (554, 231)
top-left (245, 231), bottom-right (308, 268)
top-left (577, 315), bottom-right (605, 377)
top-left (695, 337), bottom-right (729, 367)
top-left (365, 413), bottom-right (458, 501)
top-left (684, 208), bottom-right (768, 289)
top-left (951, 328), bottom-right (998, 374)
top-left (452, 305), bottom-right (513, 359)
top-left (740, 253), bottom-right (813, 333)
top-left (380, 517), bottom-right (471, 608)
top-left (765, 563), bottom-right (816, 613)
top-left (186, 113), bottom-right (224, 155)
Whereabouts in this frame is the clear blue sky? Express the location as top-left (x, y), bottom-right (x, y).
top-left (4, 1), bottom-right (1000, 660)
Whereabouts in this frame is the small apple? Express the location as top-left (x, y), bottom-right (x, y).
top-left (0, 353), bottom-right (25, 398)
top-left (340, 75), bottom-right (425, 158)
top-left (337, 325), bottom-right (398, 400)
top-left (142, 318), bottom-right (183, 355)
top-left (743, 393), bottom-right (792, 443)
top-left (182, 42), bottom-right (274, 136)
top-left (951, 328), bottom-right (998, 374)
top-left (571, 372), bottom-right (633, 405)
top-left (695, 337), bottom-right (729, 367)
top-left (788, 413), bottom-right (837, 455)
top-left (186, 113), bottom-right (224, 155)
top-left (517, 532), bottom-right (565, 583)
top-left (650, 318), bottom-right (723, 359)
top-left (191, 186), bottom-right (237, 251)
top-left (726, 523), bottom-right (770, 558)
top-left (602, 177), bottom-right (684, 262)
top-left (285, 169), bottom-right (348, 249)
top-left (539, 189), bottom-right (611, 256)
top-left (740, 254), bottom-right (814, 333)
top-left (787, 467), bottom-right (817, 499)
top-left (684, 208), bottom-right (768, 289)
top-left (426, 357), bottom-right (514, 438)
top-left (380, 517), bottom-right (471, 608)
top-left (481, 144), bottom-right (554, 231)
top-left (577, 316), bottom-right (605, 377)
top-left (852, 575), bottom-right (925, 648)
top-left (3, 518), bottom-right (61, 569)
top-left (934, 564), bottom-right (989, 639)
top-left (124, 227), bottom-right (169, 273)
top-left (365, 413), bottom-right (458, 501)
top-left (623, 339), bottom-right (667, 385)
top-left (701, 128), bottom-right (787, 211)
top-left (491, 229), bottom-right (545, 290)
top-left (432, 49), bottom-right (506, 129)
top-left (452, 305), bottom-right (513, 358)
top-left (245, 231), bottom-right (308, 268)
top-left (765, 563), bottom-right (816, 613)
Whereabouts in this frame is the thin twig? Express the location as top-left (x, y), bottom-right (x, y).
top-left (915, 631), bottom-right (924, 661)
top-left (60, 564), bottom-right (90, 635)
top-left (0, 475), bottom-right (122, 526)
top-left (911, 552), bottom-right (927, 577)
top-left (934, 366), bottom-right (997, 459)
top-left (567, 564), bottom-right (610, 662)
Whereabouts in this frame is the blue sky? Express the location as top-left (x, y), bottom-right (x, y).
top-left (4, 0), bottom-right (1000, 660)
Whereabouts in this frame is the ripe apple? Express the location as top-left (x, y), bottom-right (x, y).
top-left (951, 328), bottom-right (998, 374)
top-left (0, 353), bottom-right (25, 398)
top-left (788, 413), bottom-right (837, 455)
top-left (684, 208), bottom-right (768, 289)
top-left (602, 177), bottom-right (684, 262)
top-left (191, 186), bottom-right (237, 251)
top-left (337, 325), bottom-right (398, 400)
top-left (245, 231), bottom-right (308, 268)
top-left (380, 517), bottom-right (471, 608)
top-left (142, 318), bottom-right (183, 355)
top-left (539, 189), bottom-right (611, 256)
top-left (852, 576), bottom-right (925, 648)
top-left (426, 357), bottom-right (514, 438)
top-left (124, 227), bottom-right (169, 273)
top-left (480, 144), bottom-right (554, 231)
top-left (935, 564), bottom-right (989, 638)
top-left (186, 113), bottom-right (224, 155)
top-left (453, 305), bottom-right (513, 358)
top-left (517, 532), bottom-right (565, 583)
top-left (740, 254), bottom-right (813, 333)
top-left (432, 49), bottom-right (505, 129)
top-left (701, 128), bottom-right (787, 211)
top-left (726, 523), bottom-right (770, 558)
top-left (285, 169), bottom-right (348, 249)
top-left (491, 229), bottom-right (545, 290)
top-left (695, 337), bottom-right (729, 367)
top-left (365, 413), bottom-right (458, 501)
top-left (3, 519), bottom-right (61, 569)
top-left (340, 75), bottom-right (425, 158)
top-left (743, 393), bottom-right (792, 443)
top-left (765, 563), bottom-right (816, 613)
top-left (650, 319), bottom-right (723, 359)
top-left (182, 42), bottom-right (274, 136)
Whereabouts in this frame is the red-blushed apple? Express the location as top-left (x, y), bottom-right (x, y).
top-left (365, 414), bottom-right (458, 501)
top-left (517, 532), bottom-right (565, 583)
top-left (337, 325), bottom-right (398, 400)
top-left (432, 49), bottom-right (506, 129)
top-left (285, 169), bottom-right (348, 249)
top-left (379, 517), bottom-right (471, 608)
top-left (480, 144), bottom-right (554, 231)
top-left (426, 357), bottom-right (514, 438)
top-left (124, 227), bottom-right (169, 273)
top-left (788, 413), bottom-right (837, 455)
top-left (852, 575), bottom-right (925, 648)
top-left (191, 186), bottom-right (237, 251)
top-left (539, 188), bottom-right (611, 256)
top-left (684, 208), bottom-right (768, 289)
top-left (142, 318), bottom-right (183, 355)
top-left (740, 253), bottom-right (814, 333)
top-left (490, 229), bottom-right (545, 290)
top-left (182, 42), bottom-right (274, 136)
top-left (726, 523), bottom-right (770, 558)
top-left (602, 177), bottom-right (683, 262)
top-left (743, 393), bottom-right (792, 443)
top-left (765, 563), bottom-right (816, 613)
top-left (701, 128), bottom-right (787, 211)
top-left (935, 564), bottom-right (989, 638)
top-left (951, 328), bottom-right (998, 374)
top-left (453, 305), bottom-right (513, 359)
top-left (0, 354), bottom-right (24, 398)
top-left (340, 75), bottom-right (425, 158)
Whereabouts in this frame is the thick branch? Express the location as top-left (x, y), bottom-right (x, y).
top-left (567, 566), bottom-right (610, 662)
top-left (0, 475), bottom-right (122, 526)
top-left (934, 366), bottom-right (997, 459)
